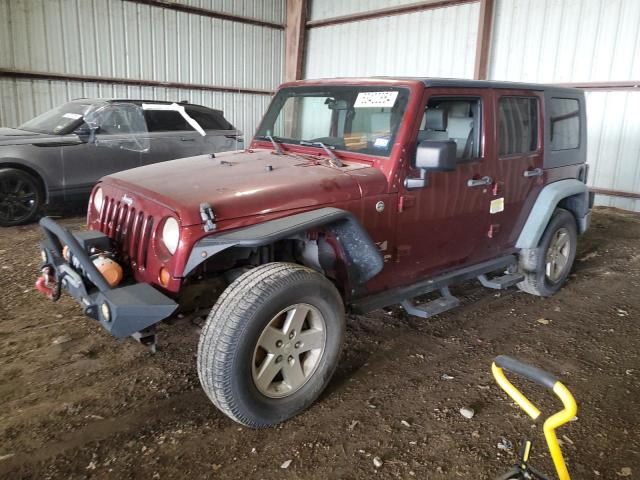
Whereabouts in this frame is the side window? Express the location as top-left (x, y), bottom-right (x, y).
top-left (95, 106), bottom-right (145, 135)
top-left (185, 107), bottom-right (233, 130)
top-left (498, 97), bottom-right (539, 156)
top-left (549, 98), bottom-right (580, 150)
top-left (418, 98), bottom-right (482, 162)
top-left (143, 110), bottom-right (194, 132)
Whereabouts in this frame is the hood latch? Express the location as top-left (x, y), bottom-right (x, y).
top-left (200, 203), bottom-right (217, 232)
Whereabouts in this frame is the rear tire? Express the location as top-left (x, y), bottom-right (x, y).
top-left (0, 168), bottom-right (42, 227)
top-left (518, 208), bottom-right (577, 297)
top-left (197, 262), bottom-right (345, 427)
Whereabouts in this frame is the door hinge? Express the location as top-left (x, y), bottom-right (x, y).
top-left (398, 195), bottom-right (416, 212)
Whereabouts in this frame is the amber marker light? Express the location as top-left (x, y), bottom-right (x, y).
top-left (159, 267), bottom-right (171, 287)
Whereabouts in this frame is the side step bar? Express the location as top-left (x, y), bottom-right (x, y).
top-left (350, 254), bottom-right (520, 317)
top-left (401, 287), bottom-right (460, 319)
top-left (478, 272), bottom-right (524, 290)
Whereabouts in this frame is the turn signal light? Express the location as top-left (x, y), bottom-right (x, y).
top-left (159, 267), bottom-right (171, 287)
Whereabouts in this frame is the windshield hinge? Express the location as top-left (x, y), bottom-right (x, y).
top-left (199, 203), bottom-right (217, 232)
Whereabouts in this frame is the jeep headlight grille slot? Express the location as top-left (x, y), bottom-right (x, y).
top-left (97, 194), bottom-right (154, 269)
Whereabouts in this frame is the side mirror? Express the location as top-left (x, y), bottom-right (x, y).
top-left (415, 140), bottom-right (457, 171)
top-left (405, 140), bottom-right (457, 189)
top-left (75, 122), bottom-right (100, 143)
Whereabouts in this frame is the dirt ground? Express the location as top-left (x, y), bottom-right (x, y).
top-left (0, 207), bottom-right (639, 479)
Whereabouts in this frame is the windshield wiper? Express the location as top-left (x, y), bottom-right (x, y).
top-left (255, 134), bottom-right (284, 155)
top-left (299, 140), bottom-right (344, 167)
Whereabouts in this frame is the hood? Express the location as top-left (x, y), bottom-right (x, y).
top-left (105, 149), bottom-right (387, 226)
top-left (0, 127), bottom-right (52, 146)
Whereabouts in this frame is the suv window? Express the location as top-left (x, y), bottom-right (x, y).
top-left (144, 110), bottom-right (194, 132)
top-left (549, 98), bottom-right (580, 150)
top-left (185, 106), bottom-right (233, 130)
top-left (498, 97), bottom-right (539, 156)
top-left (95, 105), bottom-right (146, 135)
top-left (419, 98), bottom-right (482, 162)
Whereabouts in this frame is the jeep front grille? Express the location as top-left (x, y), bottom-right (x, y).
top-left (99, 195), bottom-right (154, 269)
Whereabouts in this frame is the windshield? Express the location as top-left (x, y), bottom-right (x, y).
top-left (18, 102), bottom-right (91, 135)
top-left (256, 86), bottom-right (410, 157)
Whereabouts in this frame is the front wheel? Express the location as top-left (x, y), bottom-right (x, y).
top-left (0, 168), bottom-right (42, 227)
top-left (197, 262), bottom-right (345, 427)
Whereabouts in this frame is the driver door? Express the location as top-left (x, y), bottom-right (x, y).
top-left (62, 104), bottom-right (144, 202)
top-left (392, 89), bottom-right (494, 286)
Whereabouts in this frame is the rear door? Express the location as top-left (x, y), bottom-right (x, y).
top-left (486, 91), bottom-right (544, 254)
top-left (185, 106), bottom-right (243, 153)
top-left (140, 109), bottom-right (205, 166)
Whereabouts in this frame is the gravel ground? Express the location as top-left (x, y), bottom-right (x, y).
top-left (0, 207), bottom-right (638, 479)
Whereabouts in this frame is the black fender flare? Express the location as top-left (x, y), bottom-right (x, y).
top-left (182, 207), bottom-right (384, 286)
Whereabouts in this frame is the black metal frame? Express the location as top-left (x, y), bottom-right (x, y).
top-left (39, 217), bottom-right (177, 339)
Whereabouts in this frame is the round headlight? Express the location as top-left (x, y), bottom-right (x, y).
top-left (93, 187), bottom-right (103, 213)
top-left (161, 217), bottom-right (180, 255)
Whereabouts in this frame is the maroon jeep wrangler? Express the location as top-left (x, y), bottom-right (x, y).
top-left (37, 77), bottom-right (592, 427)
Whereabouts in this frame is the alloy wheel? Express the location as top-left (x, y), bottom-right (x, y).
top-left (252, 303), bottom-right (327, 398)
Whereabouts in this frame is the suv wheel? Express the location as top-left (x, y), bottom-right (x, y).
top-left (518, 208), bottom-right (577, 297)
top-left (0, 168), bottom-right (42, 227)
top-left (197, 262), bottom-right (345, 427)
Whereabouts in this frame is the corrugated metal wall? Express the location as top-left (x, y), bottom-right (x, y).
top-left (309, 0), bottom-right (432, 21)
top-left (305, 2), bottom-right (480, 79)
top-left (0, 0), bottom-right (285, 137)
top-left (489, 0), bottom-right (640, 211)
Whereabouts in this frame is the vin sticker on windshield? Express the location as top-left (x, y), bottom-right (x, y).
top-left (490, 197), bottom-right (505, 214)
top-left (63, 113), bottom-right (82, 120)
top-left (374, 137), bottom-right (390, 148)
top-left (354, 91), bottom-right (399, 108)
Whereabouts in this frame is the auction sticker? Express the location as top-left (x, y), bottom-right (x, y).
top-left (490, 197), bottom-right (505, 214)
top-left (354, 91), bottom-right (399, 108)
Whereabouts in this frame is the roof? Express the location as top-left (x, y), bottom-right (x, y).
top-left (288, 77), bottom-right (583, 94)
top-left (68, 98), bottom-right (224, 114)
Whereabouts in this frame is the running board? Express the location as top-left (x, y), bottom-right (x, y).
top-left (401, 287), bottom-right (460, 319)
top-left (478, 272), bottom-right (525, 290)
top-left (350, 254), bottom-right (519, 315)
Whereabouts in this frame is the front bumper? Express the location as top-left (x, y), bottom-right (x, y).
top-left (38, 217), bottom-right (178, 339)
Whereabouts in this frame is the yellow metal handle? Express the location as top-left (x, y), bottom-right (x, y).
top-left (491, 361), bottom-right (578, 480)
top-left (492, 362), bottom-right (541, 420)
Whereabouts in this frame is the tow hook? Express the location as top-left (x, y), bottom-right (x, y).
top-left (35, 266), bottom-right (57, 300)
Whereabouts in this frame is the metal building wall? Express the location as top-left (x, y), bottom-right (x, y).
top-left (309, 0), bottom-right (432, 21)
top-left (490, 0), bottom-right (640, 211)
top-left (0, 0), bottom-right (285, 137)
top-left (305, 2), bottom-right (480, 79)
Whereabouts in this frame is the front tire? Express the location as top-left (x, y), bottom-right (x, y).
top-left (518, 208), bottom-right (577, 297)
top-left (197, 262), bottom-right (345, 427)
top-left (0, 168), bottom-right (42, 227)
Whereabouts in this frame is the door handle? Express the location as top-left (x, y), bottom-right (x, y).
top-left (467, 176), bottom-right (493, 187)
top-left (523, 168), bottom-right (543, 177)
top-left (180, 137), bottom-right (196, 142)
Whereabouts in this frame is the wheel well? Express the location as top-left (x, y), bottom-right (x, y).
top-left (557, 193), bottom-right (587, 229)
top-left (0, 162), bottom-right (48, 202)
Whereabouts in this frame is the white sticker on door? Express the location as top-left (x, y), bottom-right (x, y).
top-left (354, 91), bottom-right (399, 108)
top-left (490, 197), bottom-right (505, 214)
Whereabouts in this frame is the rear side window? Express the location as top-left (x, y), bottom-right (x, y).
top-left (498, 97), bottom-right (539, 156)
top-left (144, 110), bottom-right (194, 132)
top-left (549, 98), bottom-right (580, 150)
top-left (185, 107), bottom-right (233, 130)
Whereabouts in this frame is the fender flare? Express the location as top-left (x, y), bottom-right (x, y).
top-left (182, 207), bottom-right (384, 286)
top-left (516, 179), bottom-right (591, 250)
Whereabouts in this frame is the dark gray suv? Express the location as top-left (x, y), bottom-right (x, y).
top-left (0, 99), bottom-right (242, 226)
